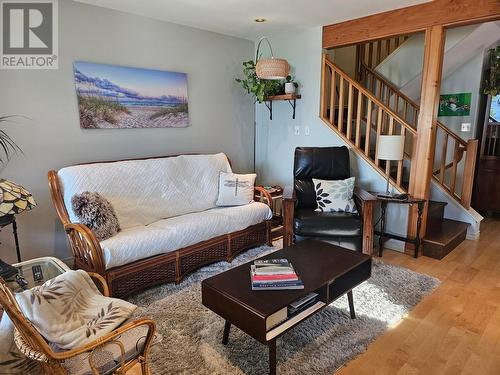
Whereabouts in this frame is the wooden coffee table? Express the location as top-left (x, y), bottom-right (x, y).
top-left (201, 240), bottom-right (372, 374)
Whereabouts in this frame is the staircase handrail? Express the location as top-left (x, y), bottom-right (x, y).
top-left (326, 57), bottom-right (416, 135)
top-left (359, 62), bottom-right (468, 148)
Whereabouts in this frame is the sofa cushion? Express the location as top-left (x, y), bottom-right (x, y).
top-left (58, 153), bottom-right (231, 229)
top-left (100, 202), bottom-right (272, 269)
top-left (294, 209), bottom-right (362, 238)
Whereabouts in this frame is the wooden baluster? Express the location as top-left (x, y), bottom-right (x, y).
top-left (413, 108), bottom-right (418, 128)
top-left (376, 78), bottom-right (382, 100)
top-left (461, 139), bottom-right (479, 209)
top-left (365, 100), bottom-right (372, 156)
top-left (394, 95), bottom-right (399, 117)
top-left (338, 76), bottom-right (345, 132)
top-left (321, 55), bottom-right (327, 118)
top-left (439, 133), bottom-right (448, 183)
top-left (450, 141), bottom-right (460, 195)
top-left (385, 116), bottom-right (395, 175)
top-left (385, 87), bottom-right (392, 132)
top-left (375, 107), bottom-right (383, 166)
top-left (346, 83), bottom-right (354, 140)
top-left (395, 36), bottom-right (401, 48)
top-left (376, 41), bottom-right (382, 66)
top-left (386, 39), bottom-right (391, 58)
top-left (397, 126), bottom-right (405, 186)
top-left (355, 92), bottom-right (363, 147)
top-left (368, 43), bottom-right (374, 67)
top-left (329, 70), bottom-right (336, 125)
top-left (403, 101), bottom-right (408, 123)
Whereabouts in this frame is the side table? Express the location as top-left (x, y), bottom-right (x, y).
top-left (0, 215), bottom-right (21, 263)
top-left (7, 257), bottom-right (69, 292)
top-left (373, 194), bottom-right (426, 258)
top-left (257, 185), bottom-right (284, 240)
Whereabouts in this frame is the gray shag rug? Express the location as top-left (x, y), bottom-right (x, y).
top-left (128, 245), bottom-right (440, 374)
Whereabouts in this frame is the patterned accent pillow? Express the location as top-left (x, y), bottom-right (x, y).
top-left (71, 192), bottom-right (120, 241)
top-left (216, 172), bottom-right (256, 206)
top-left (313, 177), bottom-right (358, 214)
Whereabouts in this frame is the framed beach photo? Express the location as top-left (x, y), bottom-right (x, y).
top-left (73, 61), bottom-right (189, 129)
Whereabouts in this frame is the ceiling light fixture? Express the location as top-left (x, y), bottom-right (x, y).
top-left (255, 37), bottom-right (289, 80)
top-left (254, 18), bottom-right (267, 23)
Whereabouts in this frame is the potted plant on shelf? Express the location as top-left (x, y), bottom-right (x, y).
top-left (235, 60), bottom-right (282, 103)
top-left (284, 75), bottom-right (298, 95)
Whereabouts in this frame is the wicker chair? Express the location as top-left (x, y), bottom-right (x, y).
top-left (0, 273), bottom-right (156, 375)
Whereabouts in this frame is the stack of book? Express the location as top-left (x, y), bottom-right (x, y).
top-left (250, 259), bottom-right (304, 290)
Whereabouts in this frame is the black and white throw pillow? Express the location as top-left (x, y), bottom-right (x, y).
top-left (313, 177), bottom-right (358, 214)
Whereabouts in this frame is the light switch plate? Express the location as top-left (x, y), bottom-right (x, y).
top-left (294, 126), bottom-right (300, 136)
top-left (461, 122), bottom-right (471, 132)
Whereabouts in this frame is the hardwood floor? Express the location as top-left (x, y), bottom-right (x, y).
top-left (337, 218), bottom-right (500, 375)
top-left (129, 219), bottom-right (500, 374)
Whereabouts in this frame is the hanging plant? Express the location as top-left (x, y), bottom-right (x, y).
top-left (235, 60), bottom-right (282, 103)
top-left (483, 46), bottom-right (500, 96)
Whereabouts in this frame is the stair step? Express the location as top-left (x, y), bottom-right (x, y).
top-left (426, 201), bottom-right (447, 230)
top-left (423, 219), bottom-right (469, 260)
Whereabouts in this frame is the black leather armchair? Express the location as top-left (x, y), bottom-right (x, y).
top-left (283, 146), bottom-right (376, 254)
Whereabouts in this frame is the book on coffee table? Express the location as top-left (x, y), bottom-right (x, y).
top-left (251, 259), bottom-right (304, 290)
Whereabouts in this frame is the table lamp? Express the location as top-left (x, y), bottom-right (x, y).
top-left (0, 178), bottom-right (36, 262)
top-left (376, 135), bottom-right (405, 198)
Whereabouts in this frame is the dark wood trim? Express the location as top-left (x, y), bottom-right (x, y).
top-left (322, 0), bottom-right (500, 48)
top-left (282, 186), bottom-right (296, 247)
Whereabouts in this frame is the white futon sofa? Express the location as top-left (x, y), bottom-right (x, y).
top-left (49, 153), bottom-right (272, 297)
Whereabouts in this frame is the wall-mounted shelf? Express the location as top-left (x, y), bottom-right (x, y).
top-left (264, 94), bottom-right (301, 120)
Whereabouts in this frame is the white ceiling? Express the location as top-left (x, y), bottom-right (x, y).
top-left (73, 0), bottom-right (431, 40)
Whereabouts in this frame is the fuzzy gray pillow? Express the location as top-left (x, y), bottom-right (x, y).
top-left (71, 192), bottom-right (120, 241)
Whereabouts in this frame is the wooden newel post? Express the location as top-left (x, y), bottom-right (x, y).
top-left (406, 25), bottom-right (445, 254)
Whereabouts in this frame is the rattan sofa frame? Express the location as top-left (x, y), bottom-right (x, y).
top-left (48, 154), bottom-right (272, 298)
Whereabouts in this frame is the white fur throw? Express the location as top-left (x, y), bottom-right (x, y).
top-left (71, 192), bottom-right (120, 241)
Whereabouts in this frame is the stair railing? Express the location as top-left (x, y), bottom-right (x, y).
top-left (321, 55), bottom-right (416, 191)
top-left (356, 36), bottom-right (409, 77)
top-left (358, 62), bottom-right (479, 209)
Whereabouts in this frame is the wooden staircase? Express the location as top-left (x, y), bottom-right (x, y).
top-left (320, 47), bottom-right (479, 259)
top-left (358, 61), bottom-right (479, 209)
top-left (424, 201), bottom-right (469, 259)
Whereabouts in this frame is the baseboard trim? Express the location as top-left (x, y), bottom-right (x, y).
top-left (466, 231), bottom-right (480, 241)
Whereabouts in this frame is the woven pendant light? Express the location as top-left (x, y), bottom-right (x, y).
top-left (255, 37), bottom-right (289, 80)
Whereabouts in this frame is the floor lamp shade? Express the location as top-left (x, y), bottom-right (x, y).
top-left (376, 135), bottom-right (405, 161)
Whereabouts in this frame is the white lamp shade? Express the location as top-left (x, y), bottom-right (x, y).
top-left (376, 135), bottom-right (405, 161)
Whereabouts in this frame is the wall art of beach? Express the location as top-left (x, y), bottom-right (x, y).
top-left (73, 61), bottom-right (189, 129)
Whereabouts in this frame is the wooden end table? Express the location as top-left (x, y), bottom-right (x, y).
top-left (202, 240), bottom-right (371, 374)
top-left (372, 194), bottom-right (426, 258)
